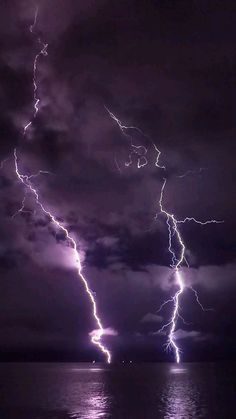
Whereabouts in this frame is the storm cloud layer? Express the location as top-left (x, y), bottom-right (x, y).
top-left (0, 0), bottom-right (235, 361)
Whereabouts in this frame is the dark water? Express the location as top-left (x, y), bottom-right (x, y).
top-left (0, 363), bottom-right (235, 418)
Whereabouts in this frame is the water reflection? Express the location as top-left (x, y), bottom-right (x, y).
top-left (1, 363), bottom-right (231, 419)
top-left (59, 364), bottom-right (206, 419)
top-left (161, 365), bottom-right (205, 418)
top-left (69, 368), bottom-right (103, 372)
top-left (65, 366), bottom-right (110, 419)
top-left (69, 393), bottom-right (109, 419)
top-left (66, 364), bottom-right (204, 419)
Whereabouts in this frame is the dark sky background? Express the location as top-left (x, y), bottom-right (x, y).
top-left (0, 0), bottom-right (235, 362)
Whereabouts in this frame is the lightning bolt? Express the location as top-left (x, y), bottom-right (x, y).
top-left (12, 169), bottom-right (51, 218)
top-left (105, 106), bottom-right (165, 170)
top-left (13, 148), bottom-right (111, 363)
top-left (11, 195), bottom-right (34, 219)
top-left (104, 105), bottom-right (148, 168)
top-left (8, 5), bottom-right (111, 363)
top-left (106, 108), bottom-right (223, 363)
top-left (23, 5), bottom-right (48, 135)
top-left (157, 178), bottom-right (222, 363)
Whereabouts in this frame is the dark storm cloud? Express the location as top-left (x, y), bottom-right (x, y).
top-left (0, 0), bottom-right (235, 361)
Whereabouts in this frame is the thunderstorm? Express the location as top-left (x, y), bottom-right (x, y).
top-left (0, 1), bottom-right (234, 416)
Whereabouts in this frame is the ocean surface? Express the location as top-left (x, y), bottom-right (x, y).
top-left (0, 362), bottom-right (235, 418)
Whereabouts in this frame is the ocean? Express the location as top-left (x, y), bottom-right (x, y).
top-left (0, 362), bottom-right (235, 418)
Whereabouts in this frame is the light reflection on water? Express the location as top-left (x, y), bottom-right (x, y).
top-left (161, 365), bottom-right (205, 418)
top-left (170, 367), bottom-right (188, 374)
top-left (61, 366), bottom-right (111, 419)
top-left (66, 365), bottom-right (203, 419)
top-left (69, 368), bottom-right (103, 372)
top-left (0, 363), bottom-right (235, 418)
top-left (69, 394), bottom-right (109, 419)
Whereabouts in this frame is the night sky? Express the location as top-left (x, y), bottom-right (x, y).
top-left (0, 0), bottom-right (235, 362)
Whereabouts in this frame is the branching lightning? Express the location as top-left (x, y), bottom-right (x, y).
top-left (11, 195), bottom-right (34, 219)
top-left (106, 107), bottom-right (223, 363)
top-left (12, 169), bottom-right (51, 218)
top-left (8, 5), bottom-right (111, 363)
top-left (105, 106), bottom-right (165, 171)
top-left (13, 148), bottom-right (111, 363)
top-left (105, 106), bottom-right (150, 169)
top-left (157, 178), bottom-right (222, 362)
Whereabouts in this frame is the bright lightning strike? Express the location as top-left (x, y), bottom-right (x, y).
top-left (158, 178), bottom-right (185, 363)
top-left (24, 5), bottom-right (48, 136)
top-left (10, 5), bottom-right (111, 363)
top-left (13, 148), bottom-right (111, 363)
top-left (106, 108), bottom-right (223, 364)
top-left (157, 178), bottom-right (222, 363)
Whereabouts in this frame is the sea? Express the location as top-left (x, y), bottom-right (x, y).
top-left (0, 362), bottom-right (235, 418)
